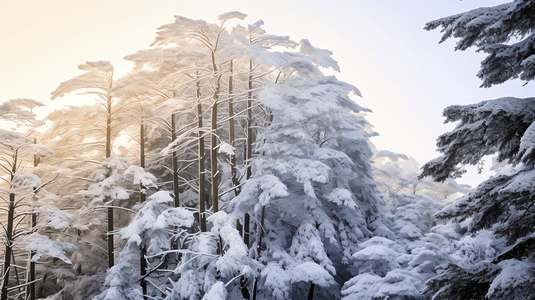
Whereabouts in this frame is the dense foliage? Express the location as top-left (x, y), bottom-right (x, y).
top-left (3, 6), bottom-right (517, 300)
top-left (423, 0), bottom-right (535, 299)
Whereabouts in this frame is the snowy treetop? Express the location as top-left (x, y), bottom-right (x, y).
top-left (218, 11), bottom-right (247, 23)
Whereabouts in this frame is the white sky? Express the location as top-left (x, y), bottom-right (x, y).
top-left (1, 0), bottom-right (533, 186)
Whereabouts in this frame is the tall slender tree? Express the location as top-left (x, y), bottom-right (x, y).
top-left (50, 60), bottom-right (120, 267)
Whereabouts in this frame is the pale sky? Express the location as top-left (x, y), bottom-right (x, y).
top-left (1, 0), bottom-right (533, 186)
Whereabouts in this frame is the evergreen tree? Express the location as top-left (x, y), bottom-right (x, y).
top-left (422, 1), bottom-right (535, 298)
top-left (424, 0), bottom-right (535, 87)
top-left (88, 12), bottom-right (391, 300)
top-left (0, 101), bottom-right (75, 300)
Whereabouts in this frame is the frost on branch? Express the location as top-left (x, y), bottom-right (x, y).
top-left (425, 0), bottom-right (535, 87)
top-left (11, 172), bottom-right (41, 189)
top-left (299, 39), bottom-right (340, 72)
top-left (95, 191), bottom-right (196, 300)
top-left (19, 233), bottom-right (77, 264)
top-left (218, 11), bottom-right (247, 23)
top-left (0, 101), bottom-right (36, 126)
top-left (420, 97), bottom-right (535, 182)
top-left (123, 165), bottom-right (158, 189)
top-left (436, 166), bottom-right (535, 245)
top-left (8, 98), bottom-right (45, 112)
top-left (51, 60), bottom-right (114, 100)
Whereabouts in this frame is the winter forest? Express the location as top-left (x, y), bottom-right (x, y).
top-left (1, 1), bottom-right (535, 299)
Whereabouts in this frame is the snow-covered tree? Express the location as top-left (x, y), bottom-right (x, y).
top-left (422, 1), bottom-right (535, 298)
top-left (0, 102), bottom-right (76, 300)
top-left (48, 60), bottom-right (145, 268)
top-left (230, 48), bottom-right (389, 299)
top-left (83, 11), bottom-right (398, 300)
top-left (340, 146), bottom-right (473, 300)
top-left (424, 0), bottom-right (535, 87)
top-left (371, 149), bottom-right (470, 205)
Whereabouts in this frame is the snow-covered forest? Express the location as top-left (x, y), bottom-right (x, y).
top-left (1, 1), bottom-right (534, 299)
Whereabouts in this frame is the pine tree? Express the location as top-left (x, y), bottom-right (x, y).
top-left (422, 1), bottom-right (535, 298)
top-left (91, 12), bottom-right (390, 300)
top-left (0, 101), bottom-right (75, 300)
top-left (424, 0), bottom-right (535, 87)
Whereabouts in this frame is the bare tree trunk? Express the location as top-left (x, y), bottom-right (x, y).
top-left (197, 80), bottom-right (207, 232)
top-left (140, 122), bottom-right (146, 203)
top-left (1, 193), bottom-right (15, 300)
top-left (211, 79), bottom-right (221, 214)
top-left (139, 121), bottom-right (147, 300)
top-left (308, 283), bottom-right (316, 300)
top-left (244, 59), bottom-right (254, 248)
top-left (228, 60), bottom-right (240, 195)
top-left (140, 250), bottom-right (147, 299)
top-left (28, 211), bottom-right (36, 300)
top-left (171, 114), bottom-right (180, 208)
top-left (28, 140), bottom-right (38, 300)
top-left (251, 205), bottom-right (266, 300)
top-left (246, 62), bottom-right (253, 179)
top-left (106, 94), bottom-right (114, 268)
top-left (2, 151), bottom-right (18, 300)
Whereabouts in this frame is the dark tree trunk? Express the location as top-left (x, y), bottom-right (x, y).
top-left (308, 283), bottom-right (315, 300)
top-left (140, 121), bottom-right (147, 300)
top-left (197, 80), bottom-right (207, 232)
top-left (244, 59), bottom-right (254, 248)
top-left (211, 79), bottom-right (221, 213)
top-left (106, 94), bottom-right (114, 268)
top-left (1, 150), bottom-right (18, 300)
top-left (228, 60), bottom-right (240, 194)
top-left (1, 192), bottom-right (16, 300)
top-left (171, 114), bottom-right (180, 208)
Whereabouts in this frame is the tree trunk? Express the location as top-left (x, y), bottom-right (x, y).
top-left (244, 59), bottom-right (254, 247)
top-left (307, 283), bottom-right (315, 300)
top-left (140, 247), bottom-right (147, 300)
top-left (246, 60), bottom-right (253, 180)
top-left (107, 207), bottom-right (114, 268)
top-left (140, 122), bottom-right (146, 203)
top-left (28, 211), bottom-right (36, 300)
top-left (228, 60), bottom-right (240, 195)
top-left (171, 114), bottom-right (180, 208)
top-left (1, 192), bottom-right (16, 300)
top-left (1, 150), bottom-right (18, 300)
top-left (139, 121), bottom-right (147, 300)
top-left (251, 206), bottom-right (266, 299)
top-left (211, 79), bottom-right (221, 214)
top-left (197, 80), bottom-right (207, 232)
top-left (28, 142), bottom-right (38, 300)
top-left (106, 95), bottom-right (114, 268)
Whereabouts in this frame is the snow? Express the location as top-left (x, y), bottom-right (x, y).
top-left (19, 233), bottom-right (77, 263)
top-left (487, 259), bottom-right (535, 299)
top-left (299, 39), bottom-right (340, 72)
top-left (202, 281), bottom-right (228, 300)
top-left (39, 204), bottom-right (75, 229)
top-left (8, 98), bottom-right (45, 110)
top-left (374, 150), bottom-right (409, 161)
top-left (218, 11), bottom-right (247, 23)
top-left (12, 7), bottom-right (532, 300)
top-left (290, 262), bottom-right (336, 287)
top-left (0, 129), bottom-right (33, 148)
top-left (262, 263), bottom-right (291, 300)
top-left (352, 245), bottom-right (399, 262)
top-left (11, 172), bottom-right (41, 189)
top-left (124, 165), bottom-right (158, 188)
top-left (0, 102), bottom-right (36, 125)
top-left (218, 141), bottom-right (235, 155)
